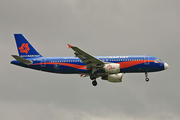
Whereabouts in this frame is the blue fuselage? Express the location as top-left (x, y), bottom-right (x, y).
top-left (11, 55), bottom-right (166, 74)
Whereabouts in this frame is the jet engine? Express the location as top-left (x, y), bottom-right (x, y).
top-left (103, 63), bottom-right (120, 73)
top-left (102, 73), bottom-right (123, 83)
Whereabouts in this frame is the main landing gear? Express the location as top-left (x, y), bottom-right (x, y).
top-left (90, 74), bottom-right (97, 86)
top-left (145, 72), bottom-right (149, 82)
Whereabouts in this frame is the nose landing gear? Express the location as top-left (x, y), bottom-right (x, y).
top-left (145, 72), bottom-right (149, 82)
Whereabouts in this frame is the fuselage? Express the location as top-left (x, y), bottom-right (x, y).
top-left (11, 55), bottom-right (167, 74)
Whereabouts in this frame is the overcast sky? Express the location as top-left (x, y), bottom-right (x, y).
top-left (0, 0), bottom-right (179, 120)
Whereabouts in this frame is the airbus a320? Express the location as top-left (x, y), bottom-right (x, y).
top-left (11, 34), bottom-right (169, 86)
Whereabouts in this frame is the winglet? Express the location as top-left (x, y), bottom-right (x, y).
top-left (67, 44), bottom-right (72, 48)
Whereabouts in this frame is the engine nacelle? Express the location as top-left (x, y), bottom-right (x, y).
top-left (102, 73), bottom-right (123, 83)
top-left (103, 63), bottom-right (120, 73)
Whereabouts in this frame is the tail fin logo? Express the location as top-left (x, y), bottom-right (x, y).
top-left (19, 43), bottom-right (30, 54)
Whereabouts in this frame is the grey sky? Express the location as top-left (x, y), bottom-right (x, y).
top-left (0, 0), bottom-right (179, 120)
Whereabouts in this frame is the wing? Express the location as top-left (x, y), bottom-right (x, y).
top-left (68, 44), bottom-right (104, 70)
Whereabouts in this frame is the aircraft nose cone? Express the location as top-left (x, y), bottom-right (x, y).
top-left (164, 63), bottom-right (169, 70)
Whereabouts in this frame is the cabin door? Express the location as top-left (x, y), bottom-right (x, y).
top-left (144, 56), bottom-right (149, 65)
top-left (41, 58), bottom-right (46, 67)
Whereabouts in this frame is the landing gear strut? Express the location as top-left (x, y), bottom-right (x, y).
top-left (145, 72), bottom-right (149, 82)
top-left (90, 67), bottom-right (98, 86)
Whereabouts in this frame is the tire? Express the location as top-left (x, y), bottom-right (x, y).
top-left (92, 80), bottom-right (97, 86)
top-left (146, 78), bottom-right (149, 82)
top-left (90, 74), bottom-right (95, 80)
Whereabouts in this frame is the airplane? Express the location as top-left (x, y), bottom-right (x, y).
top-left (11, 34), bottom-right (169, 86)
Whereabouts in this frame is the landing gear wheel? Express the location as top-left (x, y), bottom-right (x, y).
top-left (90, 74), bottom-right (96, 80)
top-left (92, 80), bottom-right (97, 86)
top-left (145, 78), bottom-right (149, 82)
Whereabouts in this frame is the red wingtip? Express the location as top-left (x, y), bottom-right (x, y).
top-left (67, 44), bottom-right (72, 48)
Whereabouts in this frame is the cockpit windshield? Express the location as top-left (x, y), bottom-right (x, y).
top-left (155, 58), bottom-right (162, 63)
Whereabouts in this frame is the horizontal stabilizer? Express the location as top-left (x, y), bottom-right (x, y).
top-left (12, 55), bottom-right (33, 65)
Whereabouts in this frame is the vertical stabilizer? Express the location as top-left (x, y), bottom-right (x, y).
top-left (14, 34), bottom-right (42, 57)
